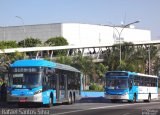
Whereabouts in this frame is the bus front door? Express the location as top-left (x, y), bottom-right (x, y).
top-left (128, 78), bottom-right (134, 101)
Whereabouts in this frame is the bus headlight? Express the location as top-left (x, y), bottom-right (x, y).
top-left (34, 90), bottom-right (42, 95)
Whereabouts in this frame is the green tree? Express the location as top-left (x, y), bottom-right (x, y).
top-left (153, 57), bottom-right (160, 76)
top-left (120, 42), bottom-right (144, 72)
top-left (145, 45), bottom-right (159, 75)
top-left (18, 37), bottom-right (42, 47)
top-left (0, 51), bottom-right (25, 69)
top-left (9, 51), bottom-right (25, 62)
top-left (0, 40), bottom-right (18, 49)
top-left (56, 56), bottom-right (72, 65)
top-left (95, 63), bottom-right (108, 82)
top-left (103, 44), bottom-right (120, 71)
top-left (104, 42), bottom-right (158, 74)
top-left (72, 54), bottom-right (94, 90)
top-left (45, 36), bottom-right (68, 46)
top-left (45, 37), bottom-right (69, 56)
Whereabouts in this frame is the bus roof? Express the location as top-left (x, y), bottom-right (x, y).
top-left (56, 63), bottom-right (80, 73)
top-left (106, 71), bottom-right (158, 78)
top-left (11, 59), bottom-right (56, 68)
top-left (10, 59), bottom-right (80, 73)
top-left (137, 73), bottom-right (158, 78)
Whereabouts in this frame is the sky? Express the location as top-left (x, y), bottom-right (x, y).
top-left (0, 0), bottom-right (160, 40)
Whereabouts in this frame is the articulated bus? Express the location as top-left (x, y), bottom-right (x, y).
top-left (7, 59), bottom-right (81, 107)
top-left (105, 71), bottom-right (158, 103)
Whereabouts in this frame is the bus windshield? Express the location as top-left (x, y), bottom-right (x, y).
top-left (106, 77), bottom-right (128, 89)
top-left (11, 73), bottom-right (42, 89)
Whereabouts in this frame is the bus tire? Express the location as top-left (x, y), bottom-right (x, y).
top-left (111, 99), bottom-right (117, 103)
top-left (133, 94), bottom-right (137, 103)
top-left (73, 92), bottom-right (76, 103)
top-left (128, 100), bottom-right (132, 103)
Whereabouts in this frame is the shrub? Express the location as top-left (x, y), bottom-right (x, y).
top-left (89, 83), bottom-right (104, 91)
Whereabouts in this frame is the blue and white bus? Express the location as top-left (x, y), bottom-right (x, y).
top-left (7, 59), bottom-right (81, 107)
top-left (105, 71), bottom-right (158, 103)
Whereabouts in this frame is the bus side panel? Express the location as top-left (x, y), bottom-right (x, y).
top-left (137, 86), bottom-right (158, 100)
top-left (149, 87), bottom-right (158, 100)
top-left (137, 86), bottom-right (149, 100)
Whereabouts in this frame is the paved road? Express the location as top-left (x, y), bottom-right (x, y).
top-left (52, 97), bottom-right (160, 115)
top-left (0, 97), bottom-right (160, 115)
top-left (53, 101), bottom-right (160, 115)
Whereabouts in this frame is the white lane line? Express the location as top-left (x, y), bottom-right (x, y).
top-left (122, 113), bottom-right (131, 115)
top-left (52, 104), bottom-right (130, 115)
top-left (52, 102), bottom-right (160, 115)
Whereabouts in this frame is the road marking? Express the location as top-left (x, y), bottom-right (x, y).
top-left (52, 102), bottom-right (160, 115)
top-left (122, 113), bottom-right (130, 115)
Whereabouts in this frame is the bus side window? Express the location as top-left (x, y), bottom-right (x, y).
top-left (50, 75), bottom-right (56, 89)
top-left (59, 74), bottom-right (65, 90)
top-left (42, 76), bottom-right (48, 90)
top-left (128, 78), bottom-right (133, 89)
top-left (134, 76), bottom-right (139, 86)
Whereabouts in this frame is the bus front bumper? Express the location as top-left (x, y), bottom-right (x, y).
top-left (105, 93), bottom-right (129, 100)
top-left (7, 93), bottom-right (42, 103)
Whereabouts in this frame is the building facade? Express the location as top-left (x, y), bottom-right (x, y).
top-left (0, 23), bottom-right (151, 46)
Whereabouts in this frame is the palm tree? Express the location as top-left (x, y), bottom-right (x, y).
top-left (72, 54), bottom-right (94, 90)
top-left (103, 45), bottom-right (119, 71)
top-left (56, 56), bottom-right (72, 65)
top-left (103, 42), bottom-right (158, 74)
top-left (95, 63), bottom-right (108, 84)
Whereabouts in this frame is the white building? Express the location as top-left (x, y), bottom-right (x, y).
top-left (0, 23), bottom-right (151, 46)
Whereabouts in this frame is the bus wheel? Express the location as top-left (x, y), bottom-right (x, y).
top-left (128, 100), bottom-right (132, 103)
top-left (111, 99), bottom-right (117, 103)
top-left (133, 94), bottom-right (137, 103)
top-left (73, 93), bottom-right (76, 103)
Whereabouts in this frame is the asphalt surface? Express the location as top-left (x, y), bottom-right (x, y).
top-left (0, 97), bottom-right (160, 115)
top-left (53, 97), bottom-right (160, 115)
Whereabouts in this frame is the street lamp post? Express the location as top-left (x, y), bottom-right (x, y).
top-left (15, 16), bottom-right (26, 47)
top-left (113, 20), bottom-right (140, 66)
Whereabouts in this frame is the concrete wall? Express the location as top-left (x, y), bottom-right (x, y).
top-left (0, 23), bottom-right (151, 46)
top-left (62, 23), bottom-right (114, 46)
top-left (81, 91), bottom-right (104, 97)
top-left (0, 23), bottom-right (62, 42)
top-left (62, 23), bottom-right (151, 46)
